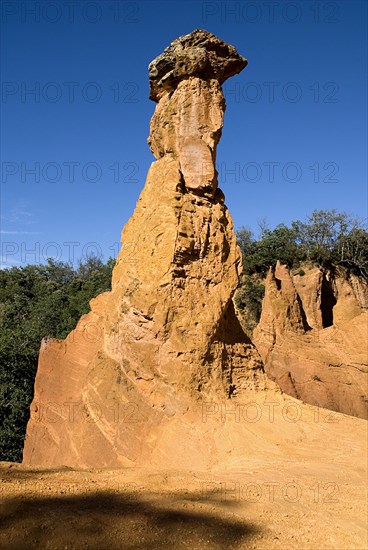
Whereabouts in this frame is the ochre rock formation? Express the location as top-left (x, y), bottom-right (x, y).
top-left (253, 262), bottom-right (368, 419)
top-left (23, 30), bottom-right (272, 468)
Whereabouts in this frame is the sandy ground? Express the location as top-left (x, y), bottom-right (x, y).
top-left (3, 388), bottom-right (368, 549)
top-left (1, 457), bottom-right (367, 550)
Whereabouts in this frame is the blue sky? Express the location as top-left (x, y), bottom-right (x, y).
top-left (1, 0), bottom-right (367, 267)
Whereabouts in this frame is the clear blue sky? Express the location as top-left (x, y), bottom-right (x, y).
top-left (1, 0), bottom-right (367, 267)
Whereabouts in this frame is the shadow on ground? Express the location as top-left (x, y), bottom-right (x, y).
top-left (0, 484), bottom-right (260, 550)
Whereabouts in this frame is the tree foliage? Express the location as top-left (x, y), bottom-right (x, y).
top-left (237, 210), bottom-right (368, 277)
top-left (0, 256), bottom-right (115, 462)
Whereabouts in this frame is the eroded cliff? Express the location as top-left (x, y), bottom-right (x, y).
top-left (253, 262), bottom-right (368, 419)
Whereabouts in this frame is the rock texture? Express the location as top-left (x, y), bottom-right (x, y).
top-left (23, 30), bottom-right (271, 469)
top-left (253, 262), bottom-right (368, 419)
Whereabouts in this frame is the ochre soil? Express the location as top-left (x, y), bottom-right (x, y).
top-left (1, 455), bottom-right (367, 550)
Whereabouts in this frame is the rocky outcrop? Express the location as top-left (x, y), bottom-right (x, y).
top-left (253, 262), bottom-right (368, 419)
top-left (148, 30), bottom-right (247, 102)
top-left (148, 30), bottom-right (246, 198)
top-left (23, 30), bottom-right (270, 469)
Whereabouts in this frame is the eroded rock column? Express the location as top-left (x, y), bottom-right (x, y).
top-left (23, 30), bottom-right (268, 469)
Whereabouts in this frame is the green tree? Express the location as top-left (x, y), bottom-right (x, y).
top-left (292, 209), bottom-right (365, 267)
top-left (0, 257), bottom-right (115, 462)
top-left (237, 224), bottom-right (305, 275)
top-left (335, 228), bottom-right (368, 277)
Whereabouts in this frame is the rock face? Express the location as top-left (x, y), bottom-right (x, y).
top-left (23, 30), bottom-right (269, 468)
top-left (253, 262), bottom-right (368, 419)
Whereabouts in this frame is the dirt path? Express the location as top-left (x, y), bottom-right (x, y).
top-left (1, 459), bottom-right (367, 550)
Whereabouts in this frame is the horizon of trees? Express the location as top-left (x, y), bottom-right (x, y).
top-left (236, 209), bottom-right (368, 277)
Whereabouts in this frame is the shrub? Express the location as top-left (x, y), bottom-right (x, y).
top-left (234, 275), bottom-right (265, 336)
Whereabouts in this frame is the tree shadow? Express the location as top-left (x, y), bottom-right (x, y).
top-left (0, 484), bottom-right (260, 550)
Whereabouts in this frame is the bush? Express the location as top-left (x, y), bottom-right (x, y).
top-left (234, 275), bottom-right (265, 336)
